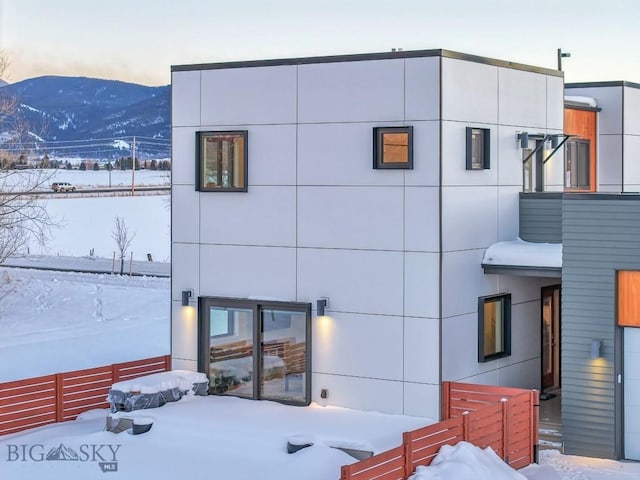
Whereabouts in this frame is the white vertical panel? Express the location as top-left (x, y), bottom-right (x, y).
top-left (623, 135), bottom-right (640, 189)
top-left (172, 71), bottom-right (200, 127)
top-left (403, 316), bottom-right (439, 384)
top-left (171, 301), bottom-right (198, 363)
top-left (498, 68), bottom-right (547, 128)
top-left (404, 186), bottom-right (440, 253)
top-left (403, 383), bottom-right (440, 419)
top-left (172, 127), bottom-right (197, 186)
top-left (624, 87), bottom-right (640, 136)
top-left (546, 76), bottom-right (565, 131)
top-left (441, 58), bottom-right (498, 124)
top-left (441, 186), bottom-right (498, 252)
top-left (172, 185), bottom-right (199, 244)
top-left (404, 253), bottom-right (440, 319)
top-left (171, 243), bottom-right (199, 301)
top-left (405, 57), bottom-right (440, 121)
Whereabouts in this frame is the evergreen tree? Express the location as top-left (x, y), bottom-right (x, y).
top-left (79, 161), bottom-right (87, 171)
top-left (93, 162), bottom-right (100, 171)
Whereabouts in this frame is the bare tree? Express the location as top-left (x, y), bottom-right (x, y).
top-left (0, 51), bottom-right (56, 264)
top-left (112, 216), bottom-right (135, 275)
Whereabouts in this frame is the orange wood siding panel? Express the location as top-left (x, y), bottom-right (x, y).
top-left (564, 108), bottom-right (597, 192)
top-left (618, 271), bottom-right (640, 326)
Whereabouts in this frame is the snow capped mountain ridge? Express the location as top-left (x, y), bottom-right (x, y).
top-left (0, 76), bottom-right (169, 157)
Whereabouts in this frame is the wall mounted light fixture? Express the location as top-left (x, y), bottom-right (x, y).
top-left (518, 132), bottom-right (529, 149)
top-left (317, 298), bottom-right (329, 316)
top-left (182, 289), bottom-right (193, 307)
top-left (590, 339), bottom-right (603, 359)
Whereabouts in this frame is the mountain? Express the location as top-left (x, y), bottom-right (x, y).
top-left (45, 443), bottom-right (80, 461)
top-left (0, 76), bottom-right (170, 159)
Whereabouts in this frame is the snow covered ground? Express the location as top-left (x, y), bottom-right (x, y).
top-left (0, 395), bottom-right (638, 480)
top-left (0, 266), bottom-right (169, 383)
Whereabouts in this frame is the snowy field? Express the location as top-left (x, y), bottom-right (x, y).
top-left (10, 168), bottom-right (170, 189)
top-left (27, 195), bottom-right (170, 262)
top-left (0, 266), bottom-right (169, 383)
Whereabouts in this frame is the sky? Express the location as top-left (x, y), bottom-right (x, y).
top-left (1, 0), bottom-right (640, 86)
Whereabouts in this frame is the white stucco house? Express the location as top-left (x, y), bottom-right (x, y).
top-left (170, 48), bottom-right (640, 460)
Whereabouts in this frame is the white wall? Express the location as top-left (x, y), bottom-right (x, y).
top-left (173, 54), bottom-right (563, 417)
top-left (172, 56), bottom-right (442, 418)
top-left (439, 58), bottom-right (563, 390)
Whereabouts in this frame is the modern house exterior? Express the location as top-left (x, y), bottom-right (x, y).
top-left (170, 49), bottom-right (640, 461)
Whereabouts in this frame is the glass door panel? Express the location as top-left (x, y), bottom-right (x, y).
top-left (208, 306), bottom-right (254, 397)
top-left (260, 309), bottom-right (307, 403)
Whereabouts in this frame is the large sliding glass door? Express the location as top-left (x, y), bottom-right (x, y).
top-left (199, 298), bottom-right (311, 405)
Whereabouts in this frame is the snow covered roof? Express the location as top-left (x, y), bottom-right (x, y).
top-left (564, 95), bottom-right (598, 109)
top-left (482, 239), bottom-right (562, 277)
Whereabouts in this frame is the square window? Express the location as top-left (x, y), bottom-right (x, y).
top-left (196, 131), bottom-right (248, 192)
top-left (478, 294), bottom-right (511, 362)
top-left (466, 127), bottom-right (490, 170)
top-left (373, 126), bottom-right (413, 169)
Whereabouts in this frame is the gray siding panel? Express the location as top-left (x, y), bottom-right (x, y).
top-left (519, 193), bottom-right (562, 243)
top-left (561, 195), bottom-right (640, 459)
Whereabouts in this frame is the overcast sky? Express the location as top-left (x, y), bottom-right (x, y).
top-left (1, 0), bottom-right (639, 86)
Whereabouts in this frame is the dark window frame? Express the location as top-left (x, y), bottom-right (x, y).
top-left (478, 293), bottom-right (512, 362)
top-left (198, 296), bottom-right (312, 406)
top-left (565, 138), bottom-right (590, 190)
top-left (196, 130), bottom-right (248, 192)
top-left (373, 126), bottom-right (413, 169)
top-left (466, 127), bottom-right (490, 170)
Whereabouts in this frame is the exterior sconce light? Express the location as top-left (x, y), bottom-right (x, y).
top-left (551, 135), bottom-right (559, 149)
top-left (181, 289), bottom-right (193, 307)
top-left (317, 298), bottom-right (329, 316)
top-left (518, 132), bottom-right (529, 149)
top-left (590, 339), bottom-right (603, 359)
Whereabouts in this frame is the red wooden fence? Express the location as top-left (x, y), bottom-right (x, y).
top-left (340, 382), bottom-right (539, 480)
top-left (0, 355), bottom-right (170, 436)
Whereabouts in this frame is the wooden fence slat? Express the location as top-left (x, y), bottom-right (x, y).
top-left (0, 355), bottom-right (171, 436)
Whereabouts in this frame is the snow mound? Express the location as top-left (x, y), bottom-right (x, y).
top-left (483, 238), bottom-right (562, 268)
top-left (409, 441), bottom-right (527, 480)
top-left (110, 370), bottom-right (207, 394)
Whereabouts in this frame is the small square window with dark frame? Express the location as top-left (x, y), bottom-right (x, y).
top-left (196, 131), bottom-right (248, 192)
top-left (466, 127), bottom-right (490, 170)
top-left (373, 126), bottom-right (413, 169)
top-left (478, 293), bottom-right (511, 362)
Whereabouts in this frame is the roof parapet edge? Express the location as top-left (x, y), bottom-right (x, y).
top-left (171, 48), bottom-right (563, 77)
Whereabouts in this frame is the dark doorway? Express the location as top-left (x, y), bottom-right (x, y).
top-left (542, 285), bottom-right (561, 393)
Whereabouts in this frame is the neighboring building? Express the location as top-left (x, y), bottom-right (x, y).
top-left (171, 50), bottom-right (640, 460)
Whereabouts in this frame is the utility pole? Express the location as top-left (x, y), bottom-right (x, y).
top-left (557, 48), bottom-right (571, 71)
top-left (131, 136), bottom-right (136, 195)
